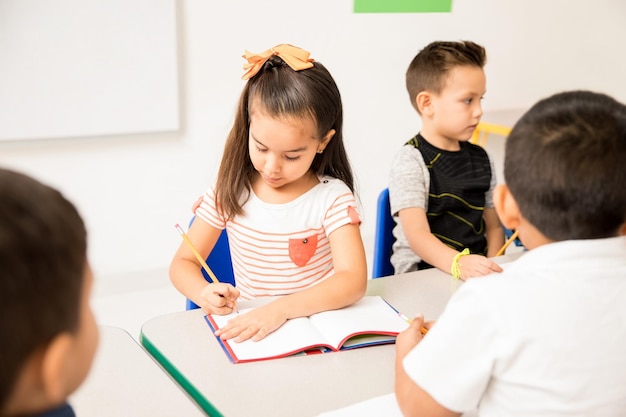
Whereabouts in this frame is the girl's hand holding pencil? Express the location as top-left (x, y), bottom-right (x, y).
top-left (199, 283), bottom-right (239, 315)
top-left (175, 224), bottom-right (240, 314)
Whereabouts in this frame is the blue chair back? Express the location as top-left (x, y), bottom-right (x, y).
top-left (185, 221), bottom-right (235, 310)
top-left (372, 188), bottom-right (395, 278)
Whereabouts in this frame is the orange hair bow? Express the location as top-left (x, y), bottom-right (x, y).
top-left (241, 44), bottom-right (314, 80)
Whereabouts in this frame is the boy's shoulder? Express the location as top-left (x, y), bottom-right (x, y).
top-left (390, 142), bottom-right (428, 173)
top-left (407, 135), bottom-right (491, 163)
top-left (468, 237), bottom-right (626, 292)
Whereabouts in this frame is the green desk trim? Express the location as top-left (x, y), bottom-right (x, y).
top-left (140, 333), bottom-right (224, 417)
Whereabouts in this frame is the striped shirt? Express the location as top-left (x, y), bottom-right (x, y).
top-left (196, 176), bottom-right (361, 300)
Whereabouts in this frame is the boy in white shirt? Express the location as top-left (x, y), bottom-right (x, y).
top-left (395, 90), bottom-right (626, 416)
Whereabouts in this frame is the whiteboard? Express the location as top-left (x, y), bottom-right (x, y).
top-left (0, 0), bottom-right (179, 141)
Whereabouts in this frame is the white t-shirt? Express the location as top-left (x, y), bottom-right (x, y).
top-left (196, 176), bottom-right (361, 300)
top-left (403, 236), bottom-right (626, 416)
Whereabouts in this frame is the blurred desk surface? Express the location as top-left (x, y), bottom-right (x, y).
top-left (140, 252), bottom-right (523, 417)
top-left (70, 326), bottom-right (206, 416)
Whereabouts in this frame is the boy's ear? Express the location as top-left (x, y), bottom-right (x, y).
top-left (416, 91), bottom-right (433, 116)
top-left (493, 184), bottom-right (521, 229)
top-left (41, 333), bottom-right (73, 404)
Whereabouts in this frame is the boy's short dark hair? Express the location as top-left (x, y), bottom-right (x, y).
top-left (406, 40), bottom-right (486, 112)
top-left (505, 90), bottom-right (626, 241)
top-left (0, 168), bottom-right (87, 409)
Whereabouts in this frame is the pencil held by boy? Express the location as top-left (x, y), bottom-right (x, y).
top-left (169, 44), bottom-right (367, 343)
top-left (389, 40), bottom-right (505, 279)
top-left (395, 90), bottom-right (626, 416)
top-left (0, 168), bottom-right (98, 417)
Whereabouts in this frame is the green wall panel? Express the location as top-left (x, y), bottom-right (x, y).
top-left (354, 0), bottom-right (453, 13)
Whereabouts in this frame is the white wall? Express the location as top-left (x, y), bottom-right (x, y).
top-left (0, 0), bottom-right (179, 141)
top-left (1, 0), bottom-right (625, 295)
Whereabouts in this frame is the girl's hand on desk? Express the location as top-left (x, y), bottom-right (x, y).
top-left (458, 254), bottom-right (503, 280)
top-left (214, 303), bottom-right (287, 343)
top-left (200, 283), bottom-right (240, 315)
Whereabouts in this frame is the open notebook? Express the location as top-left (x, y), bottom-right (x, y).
top-left (205, 295), bottom-right (409, 363)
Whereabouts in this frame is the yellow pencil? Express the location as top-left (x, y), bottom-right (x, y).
top-left (175, 224), bottom-right (219, 284)
top-left (495, 230), bottom-right (519, 257)
top-left (398, 312), bottom-right (429, 335)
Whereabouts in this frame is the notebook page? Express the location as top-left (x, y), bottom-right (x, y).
top-left (209, 310), bottom-right (329, 361)
top-left (309, 296), bottom-right (409, 348)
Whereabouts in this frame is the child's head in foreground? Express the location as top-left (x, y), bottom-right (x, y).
top-left (498, 90), bottom-right (626, 245)
top-left (406, 40), bottom-right (486, 116)
top-left (0, 168), bottom-right (98, 416)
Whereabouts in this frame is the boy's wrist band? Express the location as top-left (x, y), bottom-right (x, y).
top-left (451, 248), bottom-right (470, 279)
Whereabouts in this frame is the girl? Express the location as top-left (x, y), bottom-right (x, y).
top-left (169, 44), bottom-right (367, 343)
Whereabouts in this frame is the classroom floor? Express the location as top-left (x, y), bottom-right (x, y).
top-left (93, 134), bottom-right (510, 341)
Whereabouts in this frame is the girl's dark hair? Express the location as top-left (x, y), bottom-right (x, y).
top-left (0, 168), bottom-right (87, 409)
top-left (215, 55), bottom-right (354, 219)
top-left (505, 90), bottom-right (626, 240)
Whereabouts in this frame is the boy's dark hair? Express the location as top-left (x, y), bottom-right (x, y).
top-left (0, 168), bottom-right (87, 409)
top-left (505, 90), bottom-right (626, 240)
top-left (215, 55), bottom-right (354, 219)
top-left (406, 40), bottom-right (486, 113)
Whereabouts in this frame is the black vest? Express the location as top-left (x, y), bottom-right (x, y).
top-left (407, 134), bottom-right (492, 266)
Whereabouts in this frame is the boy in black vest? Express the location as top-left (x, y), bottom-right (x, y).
top-left (389, 40), bottom-right (504, 279)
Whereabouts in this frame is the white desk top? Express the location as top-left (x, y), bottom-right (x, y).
top-left (140, 253), bottom-right (523, 417)
top-left (70, 326), bottom-right (205, 416)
